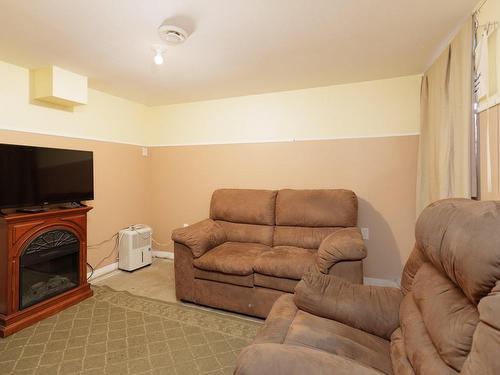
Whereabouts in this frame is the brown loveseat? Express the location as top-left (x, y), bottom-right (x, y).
top-left (234, 199), bottom-right (500, 374)
top-left (172, 188), bottom-right (367, 318)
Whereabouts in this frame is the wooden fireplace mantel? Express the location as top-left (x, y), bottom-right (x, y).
top-left (0, 206), bottom-right (93, 337)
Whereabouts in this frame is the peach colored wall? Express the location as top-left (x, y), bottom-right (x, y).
top-left (149, 135), bottom-right (419, 281)
top-left (0, 60), bottom-right (420, 280)
top-left (0, 129), bottom-right (151, 268)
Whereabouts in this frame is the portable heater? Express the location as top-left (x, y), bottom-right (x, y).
top-left (118, 225), bottom-right (152, 271)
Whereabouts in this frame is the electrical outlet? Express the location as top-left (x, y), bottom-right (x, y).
top-left (142, 147), bottom-right (148, 157)
top-left (183, 223), bottom-right (189, 227)
top-left (361, 227), bottom-right (369, 240)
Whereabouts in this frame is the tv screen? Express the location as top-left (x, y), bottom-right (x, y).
top-left (0, 144), bottom-right (94, 209)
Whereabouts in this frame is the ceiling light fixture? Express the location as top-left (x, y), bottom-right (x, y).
top-left (150, 23), bottom-right (188, 66)
top-left (152, 45), bottom-right (166, 65)
top-left (158, 24), bottom-right (188, 45)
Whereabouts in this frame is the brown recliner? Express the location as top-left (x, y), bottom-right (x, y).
top-left (172, 188), bottom-right (367, 318)
top-left (234, 199), bottom-right (500, 374)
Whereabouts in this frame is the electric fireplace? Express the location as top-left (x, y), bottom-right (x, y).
top-left (0, 207), bottom-right (93, 337)
top-left (19, 230), bottom-right (80, 309)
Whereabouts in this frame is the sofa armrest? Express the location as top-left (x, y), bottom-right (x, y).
top-left (316, 227), bottom-right (367, 274)
top-left (234, 343), bottom-right (384, 375)
top-left (294, 271), bottom-right (403, 340)
top-left (171, 219), bottom-right (226, 258)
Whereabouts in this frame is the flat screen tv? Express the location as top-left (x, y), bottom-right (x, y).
top-left (0, 144), bottom-right (94, 209)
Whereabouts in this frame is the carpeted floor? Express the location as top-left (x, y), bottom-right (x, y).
top-left (93, 260), bottom-right (177, 304)
top-left (0, 285), bottom-right (262, 375)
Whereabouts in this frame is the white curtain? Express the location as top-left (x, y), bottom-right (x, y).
top-left (416, 18), bottom-right (473, 214)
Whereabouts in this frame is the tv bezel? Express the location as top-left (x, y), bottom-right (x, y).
top-left (0, 143), bottom-right (94, 210)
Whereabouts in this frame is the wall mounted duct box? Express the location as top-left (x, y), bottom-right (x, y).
top-left (31, 66), bottom-right (88, 107)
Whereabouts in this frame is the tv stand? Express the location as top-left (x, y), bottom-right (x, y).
top-left (0, 206), bottom-right (93, 337)
top-left (16, 207), bottom-right (48, 214)
top-left (59, 202), bottom-right (84, 209)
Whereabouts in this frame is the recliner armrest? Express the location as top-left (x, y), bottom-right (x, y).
top-left (316, 227), bottom-right (367, 274)
top-left (234, 343), bottom-right (383, 375)
top-left (294, 271), bottom-right (403, 340)
top-left (171, 219), bottom-right (226, 258)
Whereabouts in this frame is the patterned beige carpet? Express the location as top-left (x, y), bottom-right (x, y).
top-left (0, 286), bottom-right (262, 375)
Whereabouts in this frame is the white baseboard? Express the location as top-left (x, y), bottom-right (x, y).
top-left (364, 277), bottom-right (400, 288)
top-left (87, 252), bottom-right (172, 282)
top-left (87, 262), bottom-right (119, 281)
top-left (152, 250), bottom-right (174, 260)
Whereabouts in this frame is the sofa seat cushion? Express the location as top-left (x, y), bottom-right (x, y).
top-left (193, 242), bottom-right (270, 276)
top-left (253, 246), bottom-right (316, 280)
top-left (284, 310), bottom-right (393, 375)
top-left (254, 273), bottom-right (299, 293)
top-left (194, 268), bottom-right (254, 288)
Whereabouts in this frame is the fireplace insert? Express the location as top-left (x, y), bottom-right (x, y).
top-left (19, 229), bottom-right (80, 309)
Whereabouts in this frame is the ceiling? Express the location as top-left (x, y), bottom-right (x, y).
top-left (0, 0), bottom-right (478, 106)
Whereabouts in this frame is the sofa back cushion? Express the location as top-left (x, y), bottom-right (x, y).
top-left (210, 189), bottom-right (277, 225)
top-left (273, 189), bottom-right (357, 248)
top-left (415, 199), bottom-right (500, 304)
top-left (210, 189), bottom-right (277, 246)
top-left (209, 189), bottom-right (358, 248)
top-left (216, 221), bottom-right (274, 246)
top-left (399, 199), bottom-right (500, 373)
top-left (400, 244), bottom-right (428, 295)
top-left (275, 189), bottom-right (358, 227)
top-left (273, 226), bottom-right (342, 249)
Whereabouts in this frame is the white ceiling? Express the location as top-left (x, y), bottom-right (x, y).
top-left (0, 0), bottom-right (477, 106)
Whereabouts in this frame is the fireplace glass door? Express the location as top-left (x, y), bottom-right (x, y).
top-left (19, 230), bottom-right (80, 309)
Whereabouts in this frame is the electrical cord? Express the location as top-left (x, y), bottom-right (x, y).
top-left (86, 262), bottom-right (94, 281)
top-left (87, 233), bottom-right (118, 248)
top-left (87, 224), bottom-right (168, 276)
top-left (91, 231), bottom-right (125, 270)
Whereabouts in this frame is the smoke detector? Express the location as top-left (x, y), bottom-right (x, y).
top-left (158, 24), bottom-right (188, 45)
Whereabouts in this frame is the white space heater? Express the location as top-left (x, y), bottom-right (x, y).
top-left (118, 225), bottom-right (152, 271)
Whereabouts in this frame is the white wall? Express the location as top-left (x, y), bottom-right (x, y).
top-left (0, 60), bottom-right (149, 145)
top-left (147, 75), bottom-right (422, 146)
top-left (0, 60), bottom-right (421, 146)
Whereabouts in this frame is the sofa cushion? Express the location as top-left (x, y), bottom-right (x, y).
top-left (400, 245), bottom-right (428, 295)
top-left (253, 246), bottom-right (316, 280)
top-left (253, 294), bottom-right (299, 345)
top-left (316, 228), bottom-right (367, 274)
top-left (328, 260), bottom-right (364, 284)
top-left (284, 310), bottom-right (392, 375)
top-left (390, 328), bottom-right (415, 375)
top-left (415, 199), bottom-right (500, 304)
top-left (254, 273), bottom-right (299, 293)
top-left (461, 281), bottom-right (500, 374)
top-left (216, 220), bottom-right (274, 246)
top-left (194, 268), bottom-right (254, 288)
top-left (210, 189), bottom-right (277, 225)
top-left (171, 219), bottom-right (227, 258)
top-left (275, 189), bottom-right (358, 227)
top-left (400, 293), bottom-right (456, 375)
top-left (273, 226), bottom-right (342, 248)
top-left (295, 272), bottom-right (403, 340)
top-left (193, 242), bottom-right (270, 276)
top-left (412, 263), bottom-right (479, 371)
